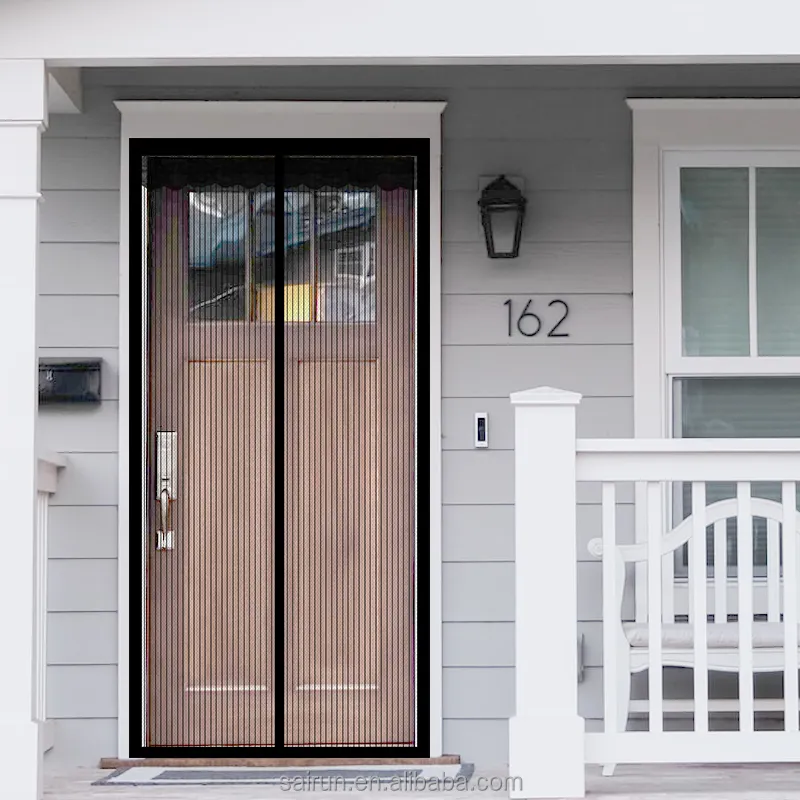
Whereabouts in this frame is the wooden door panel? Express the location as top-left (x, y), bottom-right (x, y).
top-left (286, 361), bottom-right (409, 745)
top-left (183, 361), bottom-right (274, 745)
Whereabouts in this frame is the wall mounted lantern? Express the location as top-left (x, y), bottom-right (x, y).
top-left (478, 175), bottom-right (527, 259)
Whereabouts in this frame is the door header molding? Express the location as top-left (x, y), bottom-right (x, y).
top-left (116, 101), bottom-right (447, 147)
top-left (116, 100), bottom-right (448, 115)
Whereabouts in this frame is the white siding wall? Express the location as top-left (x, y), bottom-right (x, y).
top-left (37, 63), bottom-right (800, 768)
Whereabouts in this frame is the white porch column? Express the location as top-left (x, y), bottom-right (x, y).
top-left (0, 59), bottom-right (47, 800)
top-left (509, 386), bottom-right (585, 799)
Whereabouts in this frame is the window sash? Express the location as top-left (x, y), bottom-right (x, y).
top-left (662, 149), bottom-right (800, 377)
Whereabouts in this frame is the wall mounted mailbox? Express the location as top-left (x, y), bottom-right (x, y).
top-left (39, 358), bottom-right (102, 405)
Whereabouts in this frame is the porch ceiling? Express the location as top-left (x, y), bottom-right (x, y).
top-left (2, 0), bottom-right (800, 67)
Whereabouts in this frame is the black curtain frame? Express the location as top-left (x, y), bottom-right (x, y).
top-left (128, 137), bottom-right (431, 758)
top-left (144, 154), bottom-right (417, 191)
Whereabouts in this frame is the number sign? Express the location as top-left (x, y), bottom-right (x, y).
top-left (504, 298), bottom-right (570, 338)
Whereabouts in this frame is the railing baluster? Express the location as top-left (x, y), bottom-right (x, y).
top-left (602, 482), bottom-right (618, 735)
top-left (737, 482), bottom-right (754, 733)
top-left (783, 481), bottom-right (799, 732)
top-left (647, 481), bottom-right (663, 733)
top-left (662, 490), bottom-right (675, 623)
top-left (767, 518), bottom-right (781, 623)
top-left (691, 481), bottom-right (708, 733)
top-left (714, 520), bottom-right (728, 623)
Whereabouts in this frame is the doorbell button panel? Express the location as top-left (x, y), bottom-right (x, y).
top-left (475, 412), bottom-right (488, 448)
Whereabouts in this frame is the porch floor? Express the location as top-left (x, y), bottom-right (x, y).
top-left (44, 764), bottom-right (800, 799)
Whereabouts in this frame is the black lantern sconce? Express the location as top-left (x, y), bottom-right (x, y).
top-left (478, 175), bottom-right (527, 259)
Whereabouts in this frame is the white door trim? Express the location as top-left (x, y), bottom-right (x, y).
top-left (116, 100), bottom-right (446, 758)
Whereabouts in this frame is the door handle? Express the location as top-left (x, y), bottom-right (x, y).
top-left (156, 431), bottom-right (177, 551)
top-left (157, 486), bottom-right (174, 551)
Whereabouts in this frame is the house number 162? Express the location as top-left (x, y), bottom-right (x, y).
top-left (503, 298), bottom-right (570, 338)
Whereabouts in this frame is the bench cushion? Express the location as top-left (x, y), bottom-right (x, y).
top-left (623, 621), bottom-right (795, 649)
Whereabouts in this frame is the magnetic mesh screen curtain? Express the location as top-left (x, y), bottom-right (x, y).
top-left (142, 154), bottom-right (419, 750)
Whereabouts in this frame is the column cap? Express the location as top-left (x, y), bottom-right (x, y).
top-left (510, 386), bottom-right (582, 407)
top-left (0, 60), bottom-right (47, 125)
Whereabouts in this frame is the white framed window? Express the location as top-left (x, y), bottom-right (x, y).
top-left (334, 242), bottom-right (376, 280)
top-left (630, 99), bottom-right (800, 442)
top-left (663, 150), bottom-right (800, 380)
top-left (630, 100), bottom-right (800, 614)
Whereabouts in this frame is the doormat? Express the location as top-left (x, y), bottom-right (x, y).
top-left (94, 763), bottom-right (473, 786)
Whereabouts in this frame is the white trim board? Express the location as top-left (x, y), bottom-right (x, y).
top-left (116, 100), bottom-right (445, 758)
top-left (7, 0), bottom-right (800, 64)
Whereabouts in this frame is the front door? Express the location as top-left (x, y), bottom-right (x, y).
top-left (134, 144), bottom-right (428, 754)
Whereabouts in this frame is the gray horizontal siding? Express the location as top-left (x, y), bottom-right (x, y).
top-left (443, 344), bottom-right (632, 398)
top-left (48, 507), bottom-right (118, 558)
top-left (443, 623), bottom-right (514, 667)
top-left (41, 138), bottom-right (121, 191)
top-left (443, 138), bottom-right (631, 192)
top-left (38, 403), bottom-right (119, 453)
top-left (47, 665), bottom-right (117, 718)
top-left (38, 296), bottom-right (119, 348)
top-left (39, 243), bottom-right (119, 295)
top-left (40, 191), bottom-right (120, 243)
top-left (48, 559), bottom-right (117, 612)
top-left (36, 63), bottom-right (694, 767)
top-left (443, 668), bottom-right (514, 719)
top-left (443, 505), bottom-right (514, 562)
top-left (48, 612), bottom-right (118, 665)
top-left (442, 242), bottom-right (632, 295)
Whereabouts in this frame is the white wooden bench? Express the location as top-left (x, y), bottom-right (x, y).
top-left (588, 495), bottom-right (800, 775)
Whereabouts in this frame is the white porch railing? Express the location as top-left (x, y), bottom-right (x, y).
top-left (508, 387), bottom-right (800, 800)
top-left (35, 453), bottom-right (66, 754)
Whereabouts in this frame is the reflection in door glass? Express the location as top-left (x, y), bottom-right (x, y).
top-left (314, 190), bottom-right (376, 323)
top-left (252, 189), bottom-right (377, 323)
top-left (189, 188), bottom-right (376, 323)
top-left (188, 190), bottom-right (251, 320)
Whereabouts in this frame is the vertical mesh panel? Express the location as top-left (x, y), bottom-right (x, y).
top-left (143, 153), bottom-right (417, 750)
top-left (283, 171), bottom-right (416, 746)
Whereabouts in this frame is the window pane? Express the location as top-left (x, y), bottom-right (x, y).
top-left (757, 168), bottom-right (800, 355)
top-left (678, 376), bottom-right (800, 438)
top-left (674, 377), bottom-right (800, 574)
top-left (681, 168), bottom-right (750, 356)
